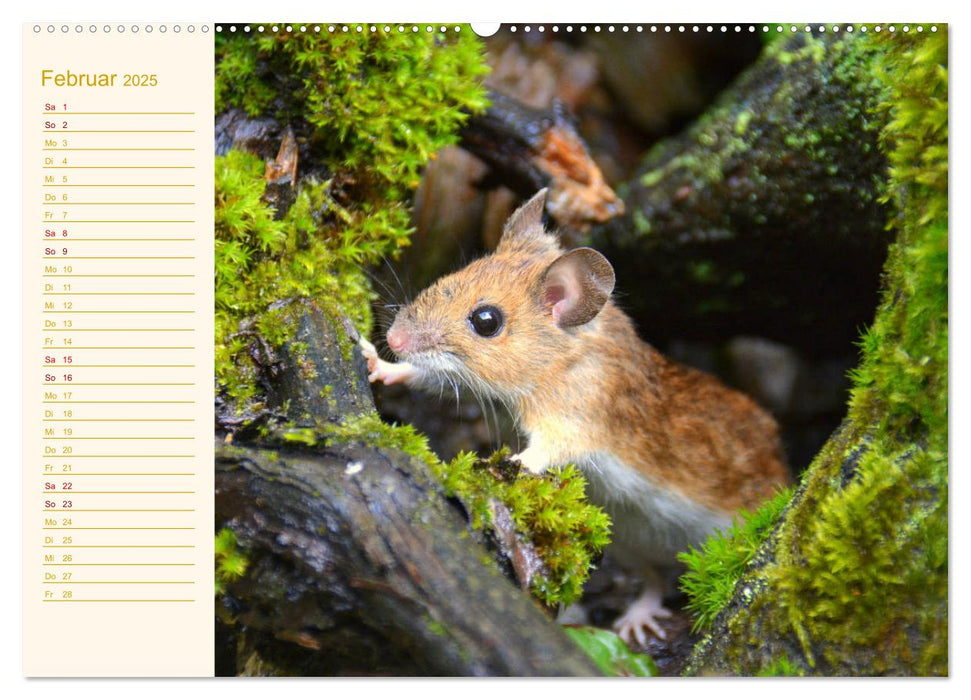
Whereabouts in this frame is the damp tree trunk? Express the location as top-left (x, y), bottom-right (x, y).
top-left (214, 30), bottom-right (944, 676)
top-left (462, 30), bottom-right (946, 675)
top-left (214, 301), bottom-right (601, 677)
top-left (462, 32), bottom-right (894, 355)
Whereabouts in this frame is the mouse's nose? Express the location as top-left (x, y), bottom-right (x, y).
top-left (387, 324), bottom-right (410, 355)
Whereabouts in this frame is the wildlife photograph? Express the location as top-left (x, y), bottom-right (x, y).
top-left (211, 22), bottom-right (948, 676)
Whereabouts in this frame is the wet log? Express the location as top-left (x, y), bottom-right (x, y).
top-left (460, 90), bottom-right (624, 233)
top-left (586, 31), bottom-right (893, 354)
top-left (460, 34), bottom-right (894, 355)
top-left (215, 441), bottom-right (600, 676)
top-left (681, 30), bottom-right (948, 676)
top-left (214, 299), bottom-right (601, 676)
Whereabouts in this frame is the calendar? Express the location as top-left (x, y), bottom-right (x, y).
top-left (19, 19), bottom-right (950, 679)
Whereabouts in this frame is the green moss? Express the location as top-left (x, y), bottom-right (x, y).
top-left (214, 30), bottom-right (490, 410)
top-left (214, 150), bottom-right (377, 405)
top-left (636, 32), bottom-right (883, 209)
top-left (733, 110), bottom-right (753, 136)
top-left (677, 487), bottom-right (793, 632)
top-left (768, 27), bottom-right (948, 674)
top-left (216, 27), bottom-right (489, 195)
top-left (424, 615), bottom-right (448, 638)
top-left (684, 28), bottom-right (948, 676)
top-left (325, 412), bottom-right (611, 608)
top-left (215, 527), bottom-right (250, 596)
top-left (756, 655), bottom-right (806, 677)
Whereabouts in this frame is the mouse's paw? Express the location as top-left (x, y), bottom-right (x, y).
top-left (613, 597), bottom-right (673, 646)
top-left (359, 338), bottom-right (417, 386)
top-left (510, 445), bottom-right (549, 475)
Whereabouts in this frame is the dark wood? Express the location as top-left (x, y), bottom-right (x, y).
top-left (215, 300), bottom-right (601, 676)
top-left (460, 91), bottom-right (624, 233)
top-left (586, 31), bottom-right (893, 354)
top-left (215, 440), bottom-right (601, 676)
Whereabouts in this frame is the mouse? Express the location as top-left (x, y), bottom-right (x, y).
top-left (360, 188), bottom-right (790, 646)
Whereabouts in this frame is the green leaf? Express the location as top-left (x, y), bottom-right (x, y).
top-left (562, 626), bottom-right (658, 677)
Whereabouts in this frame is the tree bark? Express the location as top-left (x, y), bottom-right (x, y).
top-left (215, 441), bottom-right (601, 676)
top-left (680, 30), bottom-right (948, 676)
top-left (589, 31), bottom-right (892, 354)
top-left (214, 300), bottom-right (601, 676)
top-left (460, 91), bottom-right (623, 234)
top-left (460, 33), bottom-right (893, 355)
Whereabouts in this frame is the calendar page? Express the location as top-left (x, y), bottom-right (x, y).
top-left (19, 17), bottom-right (950, 679)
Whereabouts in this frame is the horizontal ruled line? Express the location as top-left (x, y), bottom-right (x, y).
top-left (44, 366), bottom-right (193, 370)
top-left (43, 509), bottom-right (196, 512)
top-left (39, 473), bottom-right (196, 476)
top-left (45, 563), bottom-right (195, 566)
top-left (44, 491), bottom-right (196, 494)
top-left (44, 184), bottom-right (195, 187)
top-left (42, 600), bottom-right (196, 603)
top-left (44, 527), bottom-right (195, 530)
top-left (43, 293), bottom-right (195, 296)
top-left (43, 545), bottom-right (195, 548)
top-left (41, 363), bottom-right (195, 369)
top-left (43, 419), bottom-right (195, 421)
top-left (43, 382), bottom-right (195, 385)
top-left (41, 239), bottom-right (196, 242)
top-left (42, 437), bottom-right (195, 440)
top-left (43, 112), bottom-right (196, 115)
top-left (43, 581), bottom-right (195, 584)
top-left (43, 329), bottom-right (195, 331)
top-left (44, 222), bottom-right (196, 224)
top-left (43, 310), bottom-right (195, 313)
top-left (45, 274), bottom-right (196, 277)
top-left (44, 258), bottom-right (196, 260)
top-left (42, 202), bottom-right (196, 206)
top-left (43, 148), bottom-right (196, 151)
top-left (39, 453), bottom-right (195, 456)
top-left (44, 130), bottom-right (196, 133)
top-left (43, 166), bottom-right (195, 169)
top-left (43, 401), bottom-right (195, 404)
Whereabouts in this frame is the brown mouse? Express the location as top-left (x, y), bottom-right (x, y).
top-left (362, 189), bottom-right (790, 645)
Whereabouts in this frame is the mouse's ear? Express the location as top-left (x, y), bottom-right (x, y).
top-left (497, 189), bottom-right (554, 252)
top-left (541, 247), bottom-right (615, 327)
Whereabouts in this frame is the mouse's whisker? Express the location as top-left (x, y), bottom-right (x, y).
top-left (450, 376), bottom-right (461, 416)
top-left (380, 256), bottom-right (410, 305)
top-left (363, 267), bottom-right (404, 307)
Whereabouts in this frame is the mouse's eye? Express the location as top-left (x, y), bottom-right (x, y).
top-left (468, 305), bottom-right (504, 338)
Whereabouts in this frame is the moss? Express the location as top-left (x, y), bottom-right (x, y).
top-left (423, 615), bottom-right (448, 638)
top-left (214, 30), bottom-right (490, 410)
top-left (324, 412), bottom-right (611, 608)
top-left (677, 487), bottom-right (793, 632)
top-left (214, 150), bottom-right (376, 405)
top-left (636, 31), bottom-right (884, 222)
top-left (215, 527), bottom-right (250, 596)
top-left (755, 655), bottom-right (806, 677)
top-left (772, 26), bottom-right (947, 674)
top-left (683, 27), bottom-right (948, 676)
top-left (216, 27), bottom-right (490, 196)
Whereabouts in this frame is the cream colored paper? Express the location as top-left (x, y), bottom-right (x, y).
top-left (22, 23), bottom-right (214, 677)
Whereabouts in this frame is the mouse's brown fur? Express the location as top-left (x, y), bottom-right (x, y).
top-left (389, 191), bottom-right (787, 514)
top-left (373, 189), bottom-right (789, 642)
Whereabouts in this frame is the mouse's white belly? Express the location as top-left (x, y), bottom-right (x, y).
top-left (575, 451), bottom-right (733, 569)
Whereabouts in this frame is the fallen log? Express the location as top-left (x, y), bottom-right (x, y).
top-left (460, 90), bottom-right (624, 234)
top-left (214, 300), bottom-right (602, 676)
